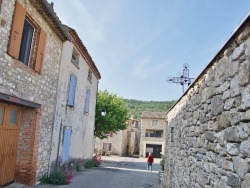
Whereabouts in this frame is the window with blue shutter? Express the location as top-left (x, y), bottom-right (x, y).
top-left (67, 74), bottom-right (77, 107)
top-left (62, 129), bottom-right (71, 162)
top-left (84, 89), bottom-right (91, 113)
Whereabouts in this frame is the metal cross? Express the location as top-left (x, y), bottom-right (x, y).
top-left (166, 64), bottom-right (195, 93)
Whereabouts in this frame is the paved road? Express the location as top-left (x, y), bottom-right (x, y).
top-left (9, 156), bottom-right (161, 188)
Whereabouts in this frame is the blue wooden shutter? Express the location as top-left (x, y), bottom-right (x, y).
top-left (67, 74), bottom-right (77, 107)
top-left (62, 129), bottom-right (71, 162)
top-left (84, 89), bottom-right (91, 113)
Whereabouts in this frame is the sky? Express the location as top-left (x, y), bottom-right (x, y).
top-left (48, 0), bottom-right (250, 101)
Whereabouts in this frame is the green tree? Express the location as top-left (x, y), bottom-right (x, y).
top-left (95, 90), bottom-right (129, 139)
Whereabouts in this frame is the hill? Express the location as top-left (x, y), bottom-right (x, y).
top-left (123, 99), bottom-right (176, 119)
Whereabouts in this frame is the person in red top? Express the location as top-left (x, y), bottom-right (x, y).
top-left (147, 152), bottom-right (154, 172)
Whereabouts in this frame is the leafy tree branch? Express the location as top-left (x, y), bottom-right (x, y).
top-left (95, 90), bottom-right (129, 139)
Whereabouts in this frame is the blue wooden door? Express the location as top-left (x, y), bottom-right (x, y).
top-left (62, 129), bottom-right (71, 162)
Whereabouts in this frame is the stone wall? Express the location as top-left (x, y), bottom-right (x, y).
top-left (0, 0), bottom-right (64, 184)
top-left (162, 16), bottom-right (250, 187)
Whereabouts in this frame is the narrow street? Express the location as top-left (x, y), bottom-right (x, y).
top-left (8, 156), bottom-right (161, 188)
top-left (40, 155), bottom-right (161, 188)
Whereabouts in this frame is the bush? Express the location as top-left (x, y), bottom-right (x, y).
top-left (76, 162), bottom-right (84, 172)
top-left (46, 170), bottom-right (66, 185)
top-left (40, 174), bottom-right (48, 185)
top-left (64, 170), bottom-right (73, 184)
top-left (40, 170), bottom-right (72, 185)
top-left (84, 160), bottom-right (95, 169)
top-left (76, 159), bottom-right (85, 172)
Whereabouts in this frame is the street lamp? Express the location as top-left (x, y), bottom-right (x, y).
top-left (101, 108), bottom-right (106, 116)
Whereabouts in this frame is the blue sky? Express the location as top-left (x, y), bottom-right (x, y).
top-left (48, 0), bottom-right (250, 101)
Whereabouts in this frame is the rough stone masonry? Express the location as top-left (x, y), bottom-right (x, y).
top-left (162, 15), bottom-right (250, 188)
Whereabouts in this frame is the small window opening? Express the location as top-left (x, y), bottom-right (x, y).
top-left (71, 48), bottom-right (79, 66)
top-left (87, 68), bottom-right (92, 82)
top-left (18, 19), bottom-right (34, 66)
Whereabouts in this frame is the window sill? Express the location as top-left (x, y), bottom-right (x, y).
top-left (87, 77), bottom-right (92, 84)
top-left (13, 59), bottom-right (38, 76)
top-left (71, 60), bottom-right (80, 69)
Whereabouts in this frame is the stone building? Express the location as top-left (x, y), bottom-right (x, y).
top-left (0, 0), bottom-right (69, 186)
top-left (140, 112), bottom-right (166, 158)
top-left (162, 12), bottom-right (250, 188)
top-left (95, 130), bottom-right (127, 156)
top-left (95, 117), bottom-right (140, 156)
top-left (127, 117), bottom-right (140, 155)
top-left (49, 25), bottom-right (101, 172)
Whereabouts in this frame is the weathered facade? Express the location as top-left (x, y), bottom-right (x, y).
top-left (127, 117), bottom-right (140, 155)
top-left (49, 26), bottom-right (101, 172)
top-left (95, 130), bottom-right (127, 156)
top-left (95, 117), bottom-right (140, 156)
top-left (0, 0), bottom-right (68, 186)
top-left (140, 112), bottom-right (166, 158)
top-left (162, 12), bottom-right (250, 188)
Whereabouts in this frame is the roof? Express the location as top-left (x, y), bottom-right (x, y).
top-left (141, 112), bottom-right (166, 119)
top-left (64, 25), bottom-right (101, 80)
top-left (29, 0), bottom-right (70, 41)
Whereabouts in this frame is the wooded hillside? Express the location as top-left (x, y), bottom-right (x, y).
top-left (123, 99), bottom-right (175, 119)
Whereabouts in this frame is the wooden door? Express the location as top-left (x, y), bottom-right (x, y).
top-left (0, 103), bottom-right (21, 186)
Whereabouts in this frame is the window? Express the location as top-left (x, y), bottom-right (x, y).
top-left (71, 47), bottom-right (79, 66)
top-left (18, 19), bottom-right (34, 65)
top-left (145, 130), bottom-right (163, 138)
top-left (0, 104), bottom-right (21, 129)
top-left (103, 143), bottom-right (111, 151)
top-left (8, 109), bottom-right (18, 125)
top-left (152, 120), bottom-right (158, 126)
top-left (87, 68), bottom-right (92, 82)
top-left (171, 127), bottom-right (174, 142)
top-left (84, 89), bottom-right (91, 113)
top-left (62, 129), bottom-right (71, 162)
top-left (67, 74), bottom-right (77, 107)
top-left (8, 1), bottom-right (47, 74)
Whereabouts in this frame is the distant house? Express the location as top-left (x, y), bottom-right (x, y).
top-left (127, 117), bottom-right (140, 155)
top-left (95, 130), bottom-right (127, 156)
top-left (0, 0), bottom-right (69, 186)
top-left (95, 116), bottom-right (140, 156)
top-left (49, 25), bottom-right (101, 172)
top-left (139, 112), bottom-right (166, 158)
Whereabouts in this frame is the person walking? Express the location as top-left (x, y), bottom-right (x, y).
top-left (147, 152), bottom-right (154, 172)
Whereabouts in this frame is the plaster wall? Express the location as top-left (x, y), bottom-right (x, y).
top-left (50, 41), bottom-right (98, 170)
